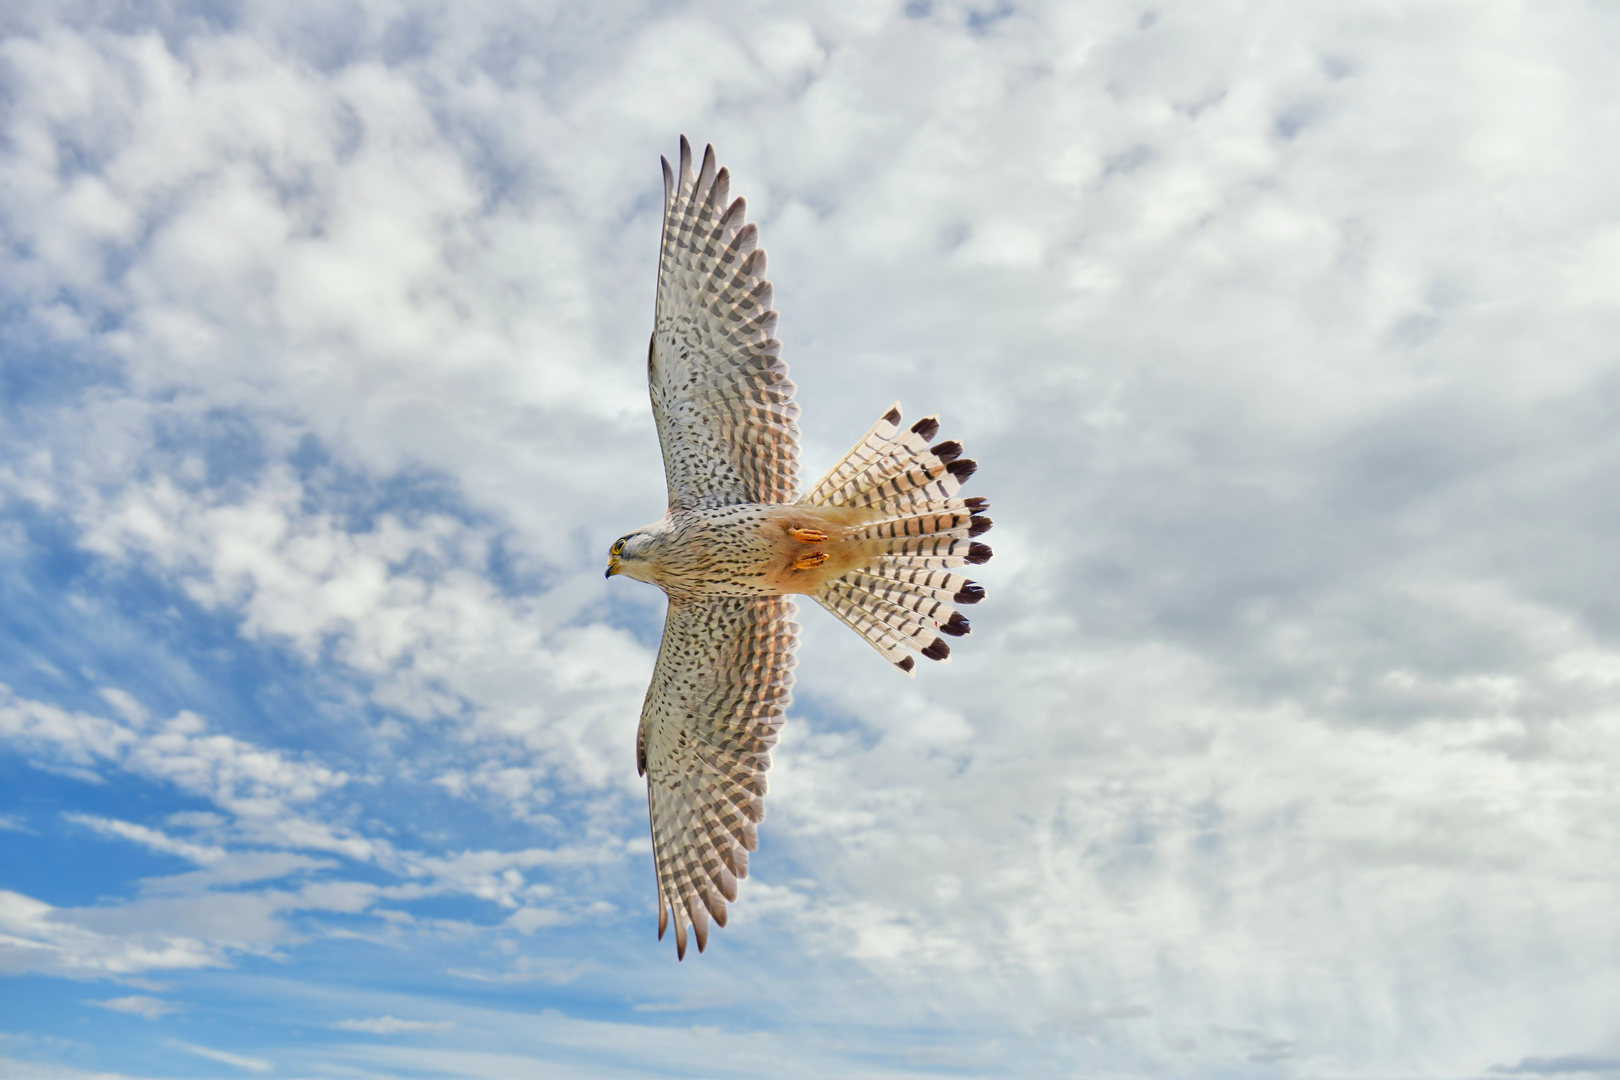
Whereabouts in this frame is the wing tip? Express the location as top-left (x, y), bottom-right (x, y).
top-left (678, 136), bottom-right (694, 191)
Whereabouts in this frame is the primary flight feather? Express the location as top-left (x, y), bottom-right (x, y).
top-left (606, 137), bottom-right (994, 959)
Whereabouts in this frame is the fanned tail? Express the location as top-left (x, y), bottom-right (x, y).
top-left (800, 404), bottom-right (992, 677)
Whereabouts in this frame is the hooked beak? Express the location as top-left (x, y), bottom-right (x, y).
top-left (605, 557), bottom-right (619, 579)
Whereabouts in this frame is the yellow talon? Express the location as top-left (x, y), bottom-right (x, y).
top-left (789, 527), bottom-right (829, 544)
top-left (794, 552), bottom-right (830, 571)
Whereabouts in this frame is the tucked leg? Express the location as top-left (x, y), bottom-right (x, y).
top-left (794, 552), bottom-right (830, 571)
top-left (789, 527), bottom-right (829, 544)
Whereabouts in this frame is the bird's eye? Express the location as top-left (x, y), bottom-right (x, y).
top-left (611, 539), bottom-right (626, 556)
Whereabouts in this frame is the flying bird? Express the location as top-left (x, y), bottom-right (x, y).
top-left (606, 137), bottom-right (993, 958)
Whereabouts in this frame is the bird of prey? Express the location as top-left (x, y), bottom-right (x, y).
top-left (606, 137), bottom-right (993, 958)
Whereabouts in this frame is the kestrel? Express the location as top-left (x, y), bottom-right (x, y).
top-left (606, 137), bottom-right (993, 958)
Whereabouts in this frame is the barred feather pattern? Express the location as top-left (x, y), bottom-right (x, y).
top-left (651, 136), bottom-right (801, 511)
top-left (622, 141), bottom-right (991, 960)
top-left (801, 404), bottom-right (993, 677)
top-left (638, 594), bottom-right (797, 960)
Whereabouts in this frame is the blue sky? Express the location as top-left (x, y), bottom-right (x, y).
top-left (4, 0), bottom-right (1620, 1077)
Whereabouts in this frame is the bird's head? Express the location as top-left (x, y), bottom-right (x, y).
top-left (605, 526), bottom-right (663, 583)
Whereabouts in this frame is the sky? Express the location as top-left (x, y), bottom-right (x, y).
top-left (2, 0), bottom-right (1619, 1077)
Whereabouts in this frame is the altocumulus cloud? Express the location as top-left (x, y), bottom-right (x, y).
top-left (3, 0), bottom-right (1620, 1077)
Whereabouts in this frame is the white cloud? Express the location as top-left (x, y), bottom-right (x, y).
top-left (333, 1016), bottom-right (454, 1034)
top-left (167, 1041), bottom-right (271, 1073)
top-left (0, 1057), bottom-right (148, 1080)
top-left (0, 889), bottom-right (222, 978)
top-left (66, 815), bottom-right (226, 865)
top-left (4, 0), bottom-right (1620, 1076)
top-left (0, 685), bottom-right (345, 811)
top-left (444, 957), bottom-right (592, 985)
top-left (88, 995), bottom-right (177, 1020)
top-left (56, 465), bottom-right (654, 800)
top-left (632, 993), bottom-right (740, 1014)
top-left (1, 682), bottom-right (621, 978)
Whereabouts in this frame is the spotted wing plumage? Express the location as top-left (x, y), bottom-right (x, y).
top-left (637, 595), bottom-right (797, 958)
top-left (651, 136), bottom-right (800, 511)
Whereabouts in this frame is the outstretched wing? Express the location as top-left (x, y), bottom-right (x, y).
top-left (650, 136), bottom-right (801, 511)
top-left (637, 595), bottom-right (798, 958)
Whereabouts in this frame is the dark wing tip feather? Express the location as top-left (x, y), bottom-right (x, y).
top-left (930, 440), bottom-right (963, 463)
top-left (945, 458), bottom-right (977, 482)
top-left (953, 582), bottom-right (986, 604)
top-left (885, 406), bottom-right (904, 425)
top-left (921, 637), bottom-right (951, 661)
top-left (965, 496), bottom-right (989, 511)
top-left (897, 655), bottom-right (916, 673)
top-left (969, 515), bottom-right (993, 537)
top-left (967, 542), bottom-right (993, 565)
top-left (911, 416), bottom-right (941, 441)
top-left (940, 612), bottom-right (971, 637)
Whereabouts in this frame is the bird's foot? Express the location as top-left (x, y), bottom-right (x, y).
top-left (789, 527), bottom-right (829, 544)
top-left (794, 552), bottom-right (830, 571)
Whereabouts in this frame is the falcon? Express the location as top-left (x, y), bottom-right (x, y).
top-left (606, 137), bottom-right (993, 958)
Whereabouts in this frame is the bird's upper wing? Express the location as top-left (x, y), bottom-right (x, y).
top-left (650, 137), bottom-right (801, 511)
top-left (637, 594), bottom-right (798, 958)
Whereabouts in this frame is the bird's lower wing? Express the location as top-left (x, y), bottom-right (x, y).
top-left (637, 594), bottom-right (798, 958)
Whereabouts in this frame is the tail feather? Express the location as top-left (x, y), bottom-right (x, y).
top-left (801, 402), bottom-right (904, 506)
top-left (816, 583), bottom-right (920, 676)
top-left (867, 514), bottom-right (992, 543)
top-left (868, 495), bottom-right (988, 519)
top-left (802, 408), bottom-right (967, 512)
top-left (804, 404), bottom-right (992, 673)
top-left (851, 507), bottom-right (992, 544)
top-left (837, 452), bottom-right (972, 513)
top-left (845, 566), bottom-right (983, 607)
top-left (837, 572), bottom-right (967, 634)
top-left (879, 546), bottom-right (993, 571)
top-left (825, 579), bottom-right (955, 651)
top-left (822, 579), bottom-right (945, 652)
top-left (877, 534), bottom-right (985, 560)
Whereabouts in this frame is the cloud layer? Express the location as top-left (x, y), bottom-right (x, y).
top-left (4, 1), bottom-right (1620, 1077)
